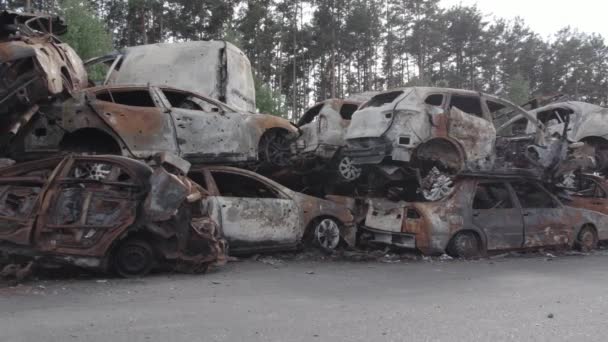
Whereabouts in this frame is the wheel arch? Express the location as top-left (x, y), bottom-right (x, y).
top-left (413, 137), bottom-right (466, 172)
top-left (572, 222), bottom-right (598, 247)
top-left (444, 228), bottom-right (487, 255)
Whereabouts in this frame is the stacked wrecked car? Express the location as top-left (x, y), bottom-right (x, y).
top-left (3, 10), bottom-right (608, 279)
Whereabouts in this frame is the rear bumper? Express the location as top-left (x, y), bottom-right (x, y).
top-left (359, 225), bottom-right (416, 249)
top-left (344, 139), bottom-right (392, 165)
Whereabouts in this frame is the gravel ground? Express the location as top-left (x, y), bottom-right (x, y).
top-left (1, 249), bottom-right (608, 342)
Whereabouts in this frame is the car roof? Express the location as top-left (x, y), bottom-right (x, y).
top-left (83, 84), bottom-right (240, 113)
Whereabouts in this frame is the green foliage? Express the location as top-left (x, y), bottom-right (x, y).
top-left (58, 0), bottom-right (113, 80)
top-left (507, 74), bottom-right (531, 105)
top-left (255, 76), bottom-right (287, 118)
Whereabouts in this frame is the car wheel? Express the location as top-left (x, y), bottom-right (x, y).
top-left (259, 130), bottom-right (292, 167)
top-left (447, 231), bottom-right (481, 259)
top-left (113, 239), bottom-right (155, 278)
top-left (336, 156), bottom-right (362, 182)
top-left (313, 218), bottom-right (341, 252)
top-left (575, 226), bottom-right (598, 252)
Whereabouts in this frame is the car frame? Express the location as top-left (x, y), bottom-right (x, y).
top-left (344, 87), bottom-right (535, 173)
top-left (360, 175), bottom-right (606, 257)
top-left (0, 154), bottom-right (226, 277)
top-left (7, 84), bottom-right (297, 167)
top-left (189, 165), bottom-right (357, 254)
top-left (291, 98), bottom-right (365, 182)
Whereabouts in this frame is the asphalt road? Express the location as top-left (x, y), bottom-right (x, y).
top-left (1, 251), bottom-right (608, 342)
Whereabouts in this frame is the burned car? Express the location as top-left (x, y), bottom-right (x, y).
top-left (85, 40), bottom-right (256, 112)
top-left (291, 99), bottom-right (363, 182)
top-left (0, 11), bottom-right (87, 149)
top-left (344, 87), bottom-right (518, 172)
top-left (0, 154), bottom-right (226, 277)
top-left (188, 166), bottom-right (356, 254)
top-left (526, 101), bottom-right (608, 170)
top-left (7, 85), bottom-right (297, 167)
top-left (360, 175), bottom-right (607, 257)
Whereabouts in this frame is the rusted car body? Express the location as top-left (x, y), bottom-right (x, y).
top-left (189, 166), bottom-right (356, 254)
top-left (527, 102), bottom-right (608, 169)
top-left (0, 11), bottom-right (87, 148)
top-left (291, 99), bottom-right (364, 182)
top-left (0, 154), bottom-right (226, 276)
top-left (344, 87), bottom-right (534, 172)
top-left (85, 41), bottom-right (256, 112)
top-left (7, 84), bottom-right (297, 166)
top-left (360, 175), bottom-right (606, 256)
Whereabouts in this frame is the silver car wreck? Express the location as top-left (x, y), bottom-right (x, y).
top-left (85, 40), bottom-right (256, 112)
top-left (291, 99), bottom-right (364, 182)
top-left (6, 84), bottom-right (297, 166)
top-left (188, 166), bottom-right (357, 254)
top-left (527, 101), bottom-right (608, 170)
top-left (344, 87), bottom-right (516, 173)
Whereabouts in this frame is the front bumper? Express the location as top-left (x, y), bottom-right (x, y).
top-left (359, 225), bottom-right (416, 249)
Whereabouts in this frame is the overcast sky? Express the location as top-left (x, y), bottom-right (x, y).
top-left (441, 0), bottom-right (607, 40)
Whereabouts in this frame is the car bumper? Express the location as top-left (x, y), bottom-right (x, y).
top-left (344, 140), bottom-right (392, 165)
top-left (359, 225), bottom-right (416, 249)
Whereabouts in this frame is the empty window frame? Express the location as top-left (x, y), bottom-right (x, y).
top-left (487, 100), bottom-right (519, 124)
top-left (340, 104), bottom-right (359, 120)
top-left (362, 91), bottom-right (403, 109)
top-left (425, 94), bottom-right (444, 106)
top-left (449, 95), bottom-right (483, 117)
top-left (511, 182), bottom-right (558, 208)
top-left (162, 89), bottom-right (222, 112)
top-left (299, 103), bottom-right (323, 126)
top-left (473, 182), bottom-right (513, 210)
top-left (95, 89), bottom-right (156, 107)
top-left (211, 172), bottom-right (280, 199)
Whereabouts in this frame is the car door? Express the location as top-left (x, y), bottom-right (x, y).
top-left (0, 160), bottom-right (61, 245)
top-left (510, 181), bottom-right (573, 247)
top-left (206, 170), bottom-right (300, 252)
top-left (446, 94), bottom-right (496, 164)
top-left (90, 87), bottom-right (179, 157)
top-left (155, 88), bottom-right (251, 163)
top-left (35, 157), bottom-right (143, 256)
top-left (471, 181), bottom-right (524, 250)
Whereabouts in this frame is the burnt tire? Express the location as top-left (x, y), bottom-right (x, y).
top-left (335, 156), bottom-right (362, 182)
top-left (447, 231), bottom-right (481, 259)
top-left (575, 226), bottom-right (598, 252)
top-left (113, 239), bottom-right (155, 278)
top-left (258, 130), bottom-right (292, 168)
top-left (311, 218), bottom-right (341, 253)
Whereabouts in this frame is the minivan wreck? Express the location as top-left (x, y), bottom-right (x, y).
top-left (0, 154), bottom-right (227, 277)
top-left (7, 84), bottom-right (297, 167)
top-left (360, 175), bottom-right (607, 257)
top-left (189, 166), bottom-right (357, 254)
top-left (85, 40), bottom-right (256, 112)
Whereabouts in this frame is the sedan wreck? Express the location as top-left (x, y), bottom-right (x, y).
top-left (0, 154), bottom-right (227, 277)
top-left (360, 175), bottom-right (607, 257)
top-left (189, 166), bottom-right (356, 254)
top-left (6, 85), bottom-right (297, 167)
top-left (0, 10), bottom-right (87, 150)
